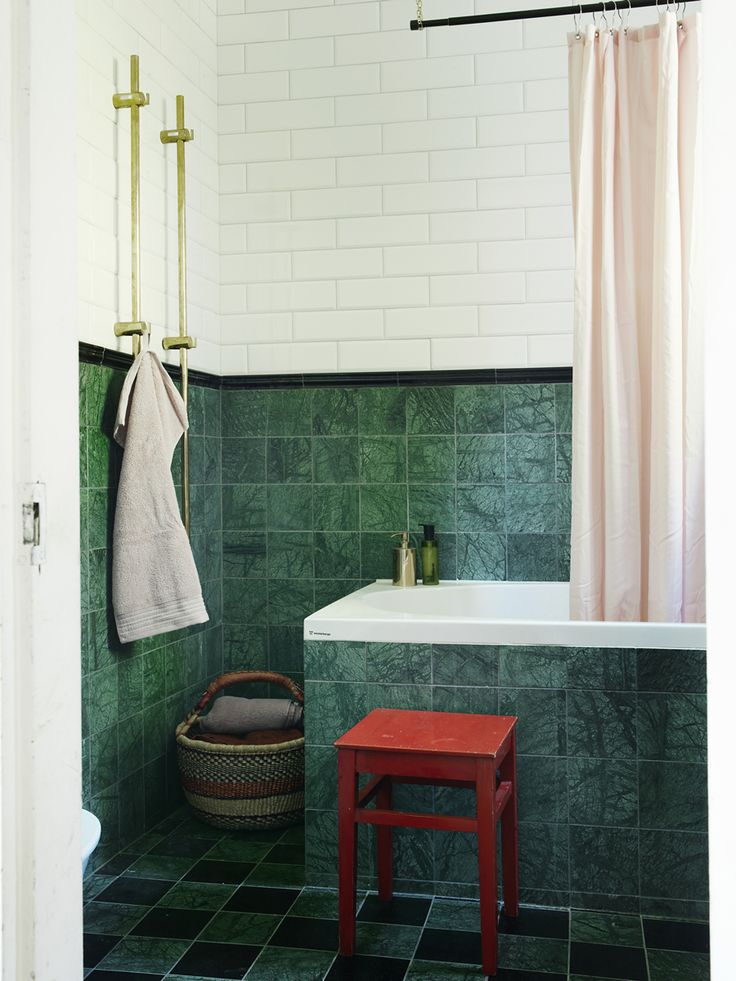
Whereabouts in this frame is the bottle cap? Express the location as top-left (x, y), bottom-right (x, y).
top-left (420, 524), bottom-right (435, 541)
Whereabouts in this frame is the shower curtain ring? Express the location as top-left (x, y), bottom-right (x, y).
top-left (574, 0), bottom-right (583, 38)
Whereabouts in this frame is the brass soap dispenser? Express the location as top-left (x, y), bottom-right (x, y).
top-left (391, 532), bottom-right (417, 587)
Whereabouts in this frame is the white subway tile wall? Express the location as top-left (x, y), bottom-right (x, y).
top-left (78, 0), bottom-right (588, 375)
top-left (217, 0), bottom-right (576, 374)
top-left (77, 0), bottom-right (221, 373)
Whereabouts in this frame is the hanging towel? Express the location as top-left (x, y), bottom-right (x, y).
top-left (112, 349), bottom-right (208, 643)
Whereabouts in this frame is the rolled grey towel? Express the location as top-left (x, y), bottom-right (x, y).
top-left (200, 695), bottom-right (303, 735)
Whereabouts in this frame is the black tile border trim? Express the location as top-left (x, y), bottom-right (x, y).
top-left (79, 342), bottom-right (572, 390)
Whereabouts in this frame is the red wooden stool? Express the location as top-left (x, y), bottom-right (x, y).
top-left (335, 708), bottom-right (519, 977)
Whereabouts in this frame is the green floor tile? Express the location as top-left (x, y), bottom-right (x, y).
top-left (158, 881), bottom-right (237, 911)
top-left (406, 962), bottom-right (486, 980)
top-left (289, 888), bottom-right (347, 920)
top-left (245, 945), bottom-right (336, 980)
top-left (246, 863), bottom-right (305, 889)
top-left (426, 899), bottom-right (481, 933)
top-left (648, 949), bottom-right (710, 981)
top-left (206, 839), bottom-right (274, 863)
top-left (570, 910), bottom-right (644, 947)
top-left (498, 934), bottom-right (568, 973)
top-left (126, 854), bottom-right (195, 880)
top-left (83, 901), bottom-right (145, 935)
top-left (97, 936), bottom-right (191, 974)
top-left (199, 910), bottom-right (282, 945)
top-left (356, 921), bottom-right (422, 959)
top-left (83, 875), bottom-right (116, 902)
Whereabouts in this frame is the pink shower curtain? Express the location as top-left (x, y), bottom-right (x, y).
top-left (568, 12), bottom-right (705, 622)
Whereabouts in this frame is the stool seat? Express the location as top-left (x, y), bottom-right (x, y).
top-left (335, 707), bottom-right (519, 977)
top-left (336, 707), bottom-right (517, 757)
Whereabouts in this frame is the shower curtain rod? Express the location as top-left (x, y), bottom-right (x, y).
top-left (410, 0), bottom-right (689, 30)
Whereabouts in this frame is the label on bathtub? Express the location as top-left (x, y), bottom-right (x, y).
top-left (307, 629), bottom-right (333, 638)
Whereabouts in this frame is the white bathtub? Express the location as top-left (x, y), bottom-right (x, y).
top-left (304, 581), bottom-right (706, 650)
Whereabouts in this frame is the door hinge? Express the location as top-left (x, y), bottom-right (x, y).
top-left (22, 482), bottom-right (46, 566)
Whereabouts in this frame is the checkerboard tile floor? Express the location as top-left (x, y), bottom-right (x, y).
top-left (83, 813), bottom-right (710, 981)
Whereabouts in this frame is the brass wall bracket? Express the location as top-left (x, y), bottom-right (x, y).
top-left (114, 321), bottom-right (150, 339)
top-left (162, 335), bottom-right (197, 351)
top-left (113, 91), bottom-right (150, 110)
top-left (160, 126), bottom-right (194, 144)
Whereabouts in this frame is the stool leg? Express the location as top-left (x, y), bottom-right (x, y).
top-left (338, 748), bottom-right (358, 956)
top-left (500, 730), bottom-right (520, 917)
top-left (376, 778), bottom-right (393, 902)
top-left (476, 758), bottom-right (498, 977)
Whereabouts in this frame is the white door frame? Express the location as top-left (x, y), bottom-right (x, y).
top-left (0, 1), bottom-right (81, 979)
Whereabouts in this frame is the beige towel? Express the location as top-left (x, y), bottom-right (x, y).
top-left (200, 695), bottom-right (304, 735)
top-left (112, 349), bottom-right (208, 643)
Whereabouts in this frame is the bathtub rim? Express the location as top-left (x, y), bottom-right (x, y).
top-left (304, 580), bottom-right (707, 651)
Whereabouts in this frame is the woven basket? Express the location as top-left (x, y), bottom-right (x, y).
top-left (176, 670), bottom-right (304, 831)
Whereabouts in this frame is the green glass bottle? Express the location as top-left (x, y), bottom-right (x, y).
top-left (420, 524), bottom-right (439, 585)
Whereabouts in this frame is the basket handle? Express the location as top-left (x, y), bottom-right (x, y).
top-left (194, 670), bottom-right (304, 714)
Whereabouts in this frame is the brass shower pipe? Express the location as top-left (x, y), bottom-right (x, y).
top-left (112, 55), bottom-right (150, 355)
top-left (161, 95), bottom-right (197, 536)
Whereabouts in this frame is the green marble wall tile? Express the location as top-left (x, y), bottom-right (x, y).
top-left (204, 387), bottom-right (221, 436)
top-left (188, 385), bottom-right (206, 433)
top-left (267, 437), bottom-right (312, 483)
top-left (118, 713), bottom-right (144, 779)
top-left (555, 384), bottom-right (572, 432)
top-left (566, 648), bottom-right (631, 691)
top-left (358, 388), bottom-right (406, 435)
top-left (223, 577), bottom-right (268, 624)
top-left (304, 681), bottom-right (369, 745)
top-left (456, 533), bottom-right (506, 579)
top-left (407, 387), bottom-right (455, 434)
top-left (639, 761), bottom-right (708, 832)
top-left (268, 625), bottom-right (304, 674)
top-left (432, 645), bottom-right (498, 687)
top-left (408, 435), bottom-right (455, 484)
top-left (518, 821), bottom-right (570, 892)
top-left (569, 825), bottom-right (639, 897)
top-left (431, 685), bottom-right (498, 715)
top-left (305, 745), bottom-right (337, 810)
top-left (499, 647), bottom-right (567, 688)
top-left (314, 578), bottom-right (360, 609)
top-left (360, 436), bottom-right (407, 483)
top-left (223, 484), bottom-right (267, 531)
top-left (368, 682), bottom-right (432, 712)
top-left (409, 484), bottom-right (456, 533)
top-left (90, 724), bottom-right (119, 795)
top-left (222, 532), bottom-right (268, 579)
top-left (506, 483), bottom-right (558, 534)
top-left (360, 532), bottom-right (393, 580)
top-left (222, 389), bottom-right (267, 437)
top-left (79, 427), bottom-right (89, 489)
top-left (567, 691), bottom-right (637, 759)
top-left (516, 755), bottom-right (568, 823)
top-left (556, 433), bottom-right (572, 482)
top-left (360, 484), bottom-right (407, 532)
top-left (304, 641), bottom-right (366, 682)
top-left (267, 485), bottom-right (313, 531)
top-left (224, 624), bottom-right (268, 672)
top-left (221, 437), bottom-right (265, 483)
top-left (188, 435), bottom-right (205, 485)
top-left (314, 436), bottom-right (359, 483)
top-left (87, 427), bottom-right (116, 489)
top-left (636, 649), bottom-right (707, 693)
top-left (498, 688), bottom-right (566, 756)
top-left (366, 643), bottom-right (432, 684)
top-left (267, 389), bottom-right (312, 436)
top-left (118, 656), bottom-right (143, 720)
top-left (456, 434), bottom-right (505, 483)
top-left (88, 664), bottom-right (119, 735)
top-left (268, 579), bottom-right (314, 625)
top-left (506, 434), bottom-right (556, 483)
top-left (505, 384), bottom-right (556, 433)
top-left (637, 693), bottom-right (707, 762)
top-left (314, 532), bottom-right (361, 579)
top-left (314, 484), bottom-right (359, 530)
top-left (268, 531), bottom-right (314, 579)
top-left (313, 388), bottom-right (358, 435)
top-left (456, 485), bottom-right (504, 533)
top-left (507, 533), bottom-right (559, 581)
top-left (455, 385), bottom-right (504, 434)
top-left (568, 758), bottom-right (638, 827)
top-left (640, 829), bottom-right (709, 901)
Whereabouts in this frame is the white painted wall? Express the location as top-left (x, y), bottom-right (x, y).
top-left (76, 0), bottom-right (221, 373)
top-left (217, 0), bottom-right (578, 374)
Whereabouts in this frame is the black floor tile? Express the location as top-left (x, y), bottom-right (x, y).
top-left (358, 894), bottom-right (431, 927)
top-left (265, 842), bottom-right (305, 865)
top-left (325, 954), bottom-right (410, 981)
top-left (268, 915), bottom-right (339, 951)
top-left (415, 927), bottom-right (482, 965)
top-left (83, 934), bottom-right (119, 969)
top-left (96, 852), bottom-right (139, 877)
top-left (570, 940), bottom-right (648, 980)
top-left (129, 906), bottom-right (215, 939)
top-left (86, 973), bottom-right (163, 981)
top-left (184, 858), bottom-right (255, 884)
top-left (643, 917), bottom-right (710, 953)
top-left (95, 876), bottom-right (174, 907)
top-left (225, 885), bottom-right (300, 914)
top-left (171, 940), bottom-right (260, 979)
top-left (493, 972), bottom-right (567, 981)
top-left (149, 833), bottom-right (217, 859)
top-left (498, 907), bottom-right (569, 940)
